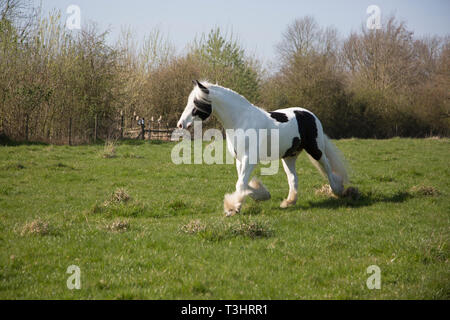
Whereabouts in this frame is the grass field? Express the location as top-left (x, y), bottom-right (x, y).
top-left (0, 138), bottom-right (448, 299)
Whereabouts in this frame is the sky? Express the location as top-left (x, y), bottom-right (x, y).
top-left (34, 0), bottom-right (450, 65)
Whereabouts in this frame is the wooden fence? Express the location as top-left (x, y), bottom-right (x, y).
top-left (122, 119), bottom-right (176, 141)
top-left (0, 111), bottom-right (177, 145)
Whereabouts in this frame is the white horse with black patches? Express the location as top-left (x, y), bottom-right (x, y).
top-left (177, 80), bottom-right (350, 216)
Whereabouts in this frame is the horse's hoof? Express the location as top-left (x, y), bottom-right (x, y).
top-left (248, 178), bottom-right (271, 201)
top-left (280, 200), bottom-right (295, 208)
top-left (224, 208), bottom-right (239, 217)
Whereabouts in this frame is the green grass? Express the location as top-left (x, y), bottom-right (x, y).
top-left (0, 138), bottom-right (448, 299)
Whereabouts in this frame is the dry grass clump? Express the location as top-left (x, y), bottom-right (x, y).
top-left (111, 188), bottom-right (130, 203)
top-left (103, 188), bottom-right (130, 206)
top-left (20, 219), bottom-right (50, 236)
top-left (101, 140), bottom-right (117, 158)
top-left (230, 220), bottom-right (273, 238)
top-left (315, 184), bottom-right (336, 198)
top-left (106, 220), bottom-right (130, 233)
top-left (180, 219), bottom-right (207, 234)
top-left (410, 185), bottom-right (440, 196)
top-left (91, 188), bottom-right (149, 218)
top-left (315, 184), bottom-right (361, 200)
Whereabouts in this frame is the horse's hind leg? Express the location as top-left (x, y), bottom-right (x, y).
top-left (280, 156), bottom-right (298, 208)
top-left (314, 136), bottom-right (344, 196)
top-left (317, 155), bottom-right (344, 196)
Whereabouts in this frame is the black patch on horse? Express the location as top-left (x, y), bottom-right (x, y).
top-left (293, 110), bottom-right (322, 161)
top-left (193, 80), bottom-right (209, 94)
top-left (283, 137), bottom-right (302, 158)
top-left (269, 111), bottom-right (289, 123)
top-left (192, 98), bottom-right (212, 120)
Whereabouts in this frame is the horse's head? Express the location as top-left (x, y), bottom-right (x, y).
top-left (177, 80), bottom-right (212, 129)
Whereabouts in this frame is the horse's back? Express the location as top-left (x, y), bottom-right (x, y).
top-left (272, 107), bottom-right (318, 120)
top-left (269, 107), bottom-right (324, 160)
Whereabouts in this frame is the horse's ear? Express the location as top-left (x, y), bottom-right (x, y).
top-left (193, 80), bottom-right (209, 94)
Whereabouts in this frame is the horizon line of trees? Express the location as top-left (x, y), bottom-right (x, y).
top-left (0, 0), bottom-right (448, 144)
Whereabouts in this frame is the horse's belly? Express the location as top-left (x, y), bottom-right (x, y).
top-left (225, 124), bottom-right (299, 162)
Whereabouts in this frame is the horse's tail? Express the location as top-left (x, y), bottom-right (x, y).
top-left (307, 134), bottom-right (349, 185)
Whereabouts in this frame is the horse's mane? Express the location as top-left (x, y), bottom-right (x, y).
top-left (195, 80), bottom-right (263, 110)
top-left (202, 81), bottom-right (250, 102)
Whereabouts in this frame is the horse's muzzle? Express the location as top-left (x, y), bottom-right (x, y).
top-left (177, 121), bottom-right (192, 129)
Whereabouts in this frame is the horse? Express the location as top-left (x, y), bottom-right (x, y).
top-left (177, 80), bottom-right (351, 216)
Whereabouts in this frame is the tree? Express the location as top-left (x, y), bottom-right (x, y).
top-left (342, 17), bottom-right (420, 91)
top-left (263, 16), bottom-right (347, 136)
top-left (191, 27), bottom-right (261, 102)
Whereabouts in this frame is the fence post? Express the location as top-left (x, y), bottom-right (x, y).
top-left (132, 111), bottom-right (136, 128)
top-left (120, 111), bottom-right (124, 139)
top-left (141, 119), bottom-right (145, 140)
top-left (25, 114), bottom-right (29, 142)
top-left (158, 121), bottom-right (161, 140)
top-left (69, 117), bottom-right (72, 146)
top-left (148, 119), bottom-right (152, 140)
top-left (94, 114), bottom-right (97, 143)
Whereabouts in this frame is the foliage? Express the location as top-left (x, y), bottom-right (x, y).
top-left (261, 16), bottom-right (449, 138)
top-left (0, 2), bottom-right (448, 143)
top-left (191, 27), bottom-right (261, 103)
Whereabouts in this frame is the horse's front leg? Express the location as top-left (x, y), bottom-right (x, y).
top-left (224, 155), bottom-right (254, 216)
top-left (236, 155), bottom-right (254, 193)
top-left (280, 156), bottom-right (298, 208)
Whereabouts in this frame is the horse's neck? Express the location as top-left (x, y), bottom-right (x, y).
top-left (210, 87), bottom-right (266, 130)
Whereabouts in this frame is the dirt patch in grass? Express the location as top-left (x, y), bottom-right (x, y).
top-left (20, 219), bottom-right (52, 236)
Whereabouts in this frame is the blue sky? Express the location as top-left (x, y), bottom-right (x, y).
top-left (35, 0), bottom-right (450, 64)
